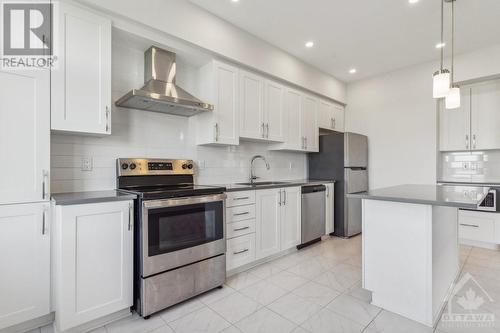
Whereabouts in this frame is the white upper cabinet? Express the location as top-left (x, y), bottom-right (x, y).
top-left (0, 203), bottom-right (50, 330)
top-left (332, 104), bottom-right (345, 132)
top-left (51, 2), bottom-right (112, 135)
top-left (301, 95), bottom-right (319, 152)
top-left (319, 100), bottom-right (344, 132)
top-left (269, 88), bottom-right (303, 151)
top-left (239, 70), bottom-right (265, 140)
top-left (440, 80), bottom-right (500, 152)
top-left (54, 201), bottom-right (133, 331)
top-left (440, 89), bottom-right (471, 151)
top-left (195, 60), bottom-right (239, 145)
top-left (470, 81), bottom-right (500, 150)
top-left (264, 80), bottom-right (285, 142)
top-left (0, 67), bottom-right (50, 205)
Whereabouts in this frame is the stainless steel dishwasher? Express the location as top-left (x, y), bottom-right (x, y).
top-left (299, 184), bottom-right (326, 248)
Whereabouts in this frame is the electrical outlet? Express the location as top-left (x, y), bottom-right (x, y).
top-left (81, 157), bottom-right (93, 171)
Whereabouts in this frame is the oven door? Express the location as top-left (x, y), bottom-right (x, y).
top-left (142, 193), bottom-right (226, 277)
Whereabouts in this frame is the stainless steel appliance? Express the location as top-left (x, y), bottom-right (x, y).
top-left (117, 158), bottom-right (226, 318)
top-left (308, 132), bottom-right (368, 238)
top-left (115, 47), bottom-right (214, 116)
top-left (299, 185), bottom-right (326, 248)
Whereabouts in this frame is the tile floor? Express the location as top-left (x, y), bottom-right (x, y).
top-left (31, 236), bottom-right (500, 333)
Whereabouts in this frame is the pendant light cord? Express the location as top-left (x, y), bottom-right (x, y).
top-left (440, 0), bottom-right (444, 70)
top-left (451, 0), bottom-right (455, 85)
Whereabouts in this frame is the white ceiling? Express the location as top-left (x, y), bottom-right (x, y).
top-left (189, 0), bottom-right (500, 82)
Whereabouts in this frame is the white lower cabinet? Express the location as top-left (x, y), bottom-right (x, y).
top-left (255, 187), bottom-right (301, 260)
top-left (227, 233), bottom-right (256, 271)
top-left (0, 203), bottom-right (50, 330)
top-left (458, 210), bottom-right (499, 244)
top-left (255, 189), bottom-right (282, 259)
top-left (54, 200), bottom-right (133, 331)
top-left (280, 187), bottom-right (302, 250)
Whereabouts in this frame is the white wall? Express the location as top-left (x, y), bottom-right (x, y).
top-left (51, 38), bottom-right (307, 193)
top-left (346, 44), bottom-right (500, 190)
top-left (77, 0), bottom-right (346, 103)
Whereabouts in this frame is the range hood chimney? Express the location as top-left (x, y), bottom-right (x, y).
top-left (115, 46), bottom-right (214, 116)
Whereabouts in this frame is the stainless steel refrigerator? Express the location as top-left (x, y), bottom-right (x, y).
top-left (308, 132), bottom-right (368, 238)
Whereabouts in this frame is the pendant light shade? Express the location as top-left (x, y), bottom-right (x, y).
top-left (445, 86), bottom-right (461, 109)
top-left (433, 69), bottom-right (450, 98)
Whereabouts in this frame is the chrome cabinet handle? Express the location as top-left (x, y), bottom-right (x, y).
top-left (234, 212), bottom-right (249, 216)
top-left (128, 203), bottom-right (133, 231)
top-left (234, 226), bottom-right (250, 231)
top-left (261, 123), bottom-right (265, 138)
top-left (333, 119), bottom-right (336, 129)
top-left (42, 170), bottom-right (49, 200)
top-left (266, 123), bottom-right (269, 138)
top-left (460, 223), bottom-right (479, 228)
top-left (233, 249), bottom-right (249, 255)
top-left (472, 134), bottom-right (476, 149)
top-left (105, 106), bottom-right (110, 132)
top-left (305, 137), bottom-right (308, 150)
top-left (214, 123), bottom-right (220, 142)
top-left (233, 196), bottom-right (250, 201)
top-left (42, 207), bottom-right (48, 235)
top-left (279, 190), bottom-right (282, 206)
top-left (326, 186), bottom-right (329, 197)
top-left (465, 134), bottom-right (469, 150)
top-left (283, 189), bottom-right (287, 205)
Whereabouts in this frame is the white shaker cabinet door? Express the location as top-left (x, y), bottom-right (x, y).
top-left (0, 68), bottom-right (50, 204)
top-left (332, 104), bottom-right (345, 132)
top-left (255, 189), bottom-right (281, 259)
top-left (470, 81), bottom-right (500, 150)
top-left (54, 201), bottom-right (133, 331)
top-left (439, 89), bottom-right (471, 151)
top-left (280, 187), bottom-right (302, 250)
top-left (301, 95), bottom-right (319, 152)
top-left (51, 1), bottom-right (111, 135)
top-left (283, 88), bottom-right (303, 150)
top-left (0, 203), bottom-right (50, 330)
top-left (239, 70), bottom-right (264, 140)
top-left (265, 80), bottom-right (285, 142)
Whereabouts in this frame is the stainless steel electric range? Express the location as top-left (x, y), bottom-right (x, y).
top-left (117, 158), bottom-right (227, 318)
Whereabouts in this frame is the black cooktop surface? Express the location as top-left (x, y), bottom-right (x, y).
top-left (119, 183), bottom-right (226, 200)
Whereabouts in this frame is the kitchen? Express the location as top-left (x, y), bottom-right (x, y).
top-left (1, 0), bottom-right (500, 333)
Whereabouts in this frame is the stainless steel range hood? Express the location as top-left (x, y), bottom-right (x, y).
top-left (115, 46), bottom-right (214, 116)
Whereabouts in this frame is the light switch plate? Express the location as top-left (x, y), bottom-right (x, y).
top-left (81, 157), bottom-right (93, 171)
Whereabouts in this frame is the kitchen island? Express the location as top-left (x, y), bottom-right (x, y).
top-left (348, 184), bottom-right (489, 327)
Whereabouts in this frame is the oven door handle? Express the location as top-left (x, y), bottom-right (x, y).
top-left (143, 193), bottom-right (227, 209)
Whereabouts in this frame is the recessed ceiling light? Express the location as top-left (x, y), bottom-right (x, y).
top-left (349, 68), bottom-right (357, 74)
top-left (305, 41), bottom-right (314, 48)
top-left (408, 0), bottom-right (419, 4)
top-left (435, 42), bottom-right (446, 49)
top-left (231, 0), bottom-right (239, 2)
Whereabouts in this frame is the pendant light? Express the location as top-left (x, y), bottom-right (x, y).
top-left (445, 0), bottom-right (461, 109)
top-left (433, 0), bottom-right (450, 98)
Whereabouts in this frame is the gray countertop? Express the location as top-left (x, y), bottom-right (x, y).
top-left (218, 179), bottom-right (335, 192)
top-left (347, 184), bottom-right (490, 209)
top-left (52, 190), bottom-right (137, 205)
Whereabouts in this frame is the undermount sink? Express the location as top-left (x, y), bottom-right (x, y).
top-left (235, 181), bottom-right (290, 186)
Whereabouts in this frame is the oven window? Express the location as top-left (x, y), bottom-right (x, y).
top-left (147, 201), bottom-right (223, 256)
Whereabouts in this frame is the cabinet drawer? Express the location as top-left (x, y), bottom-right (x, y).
top-left (227, 233), bottom-right (256, 270)
top-left (227, 204), bottom-right (256, 223)
top-left (226, 191), bottom-right (256, 207)
top-left (459, 210), bottom-right (496, 243)
top-left (227, 219), bottom-right (256, 239)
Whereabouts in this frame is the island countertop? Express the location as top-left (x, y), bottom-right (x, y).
top-left (347, 184), bottom-right (490, 209)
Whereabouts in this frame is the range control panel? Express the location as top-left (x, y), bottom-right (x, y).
top-left (117, 158), bottom-right (194, 176)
